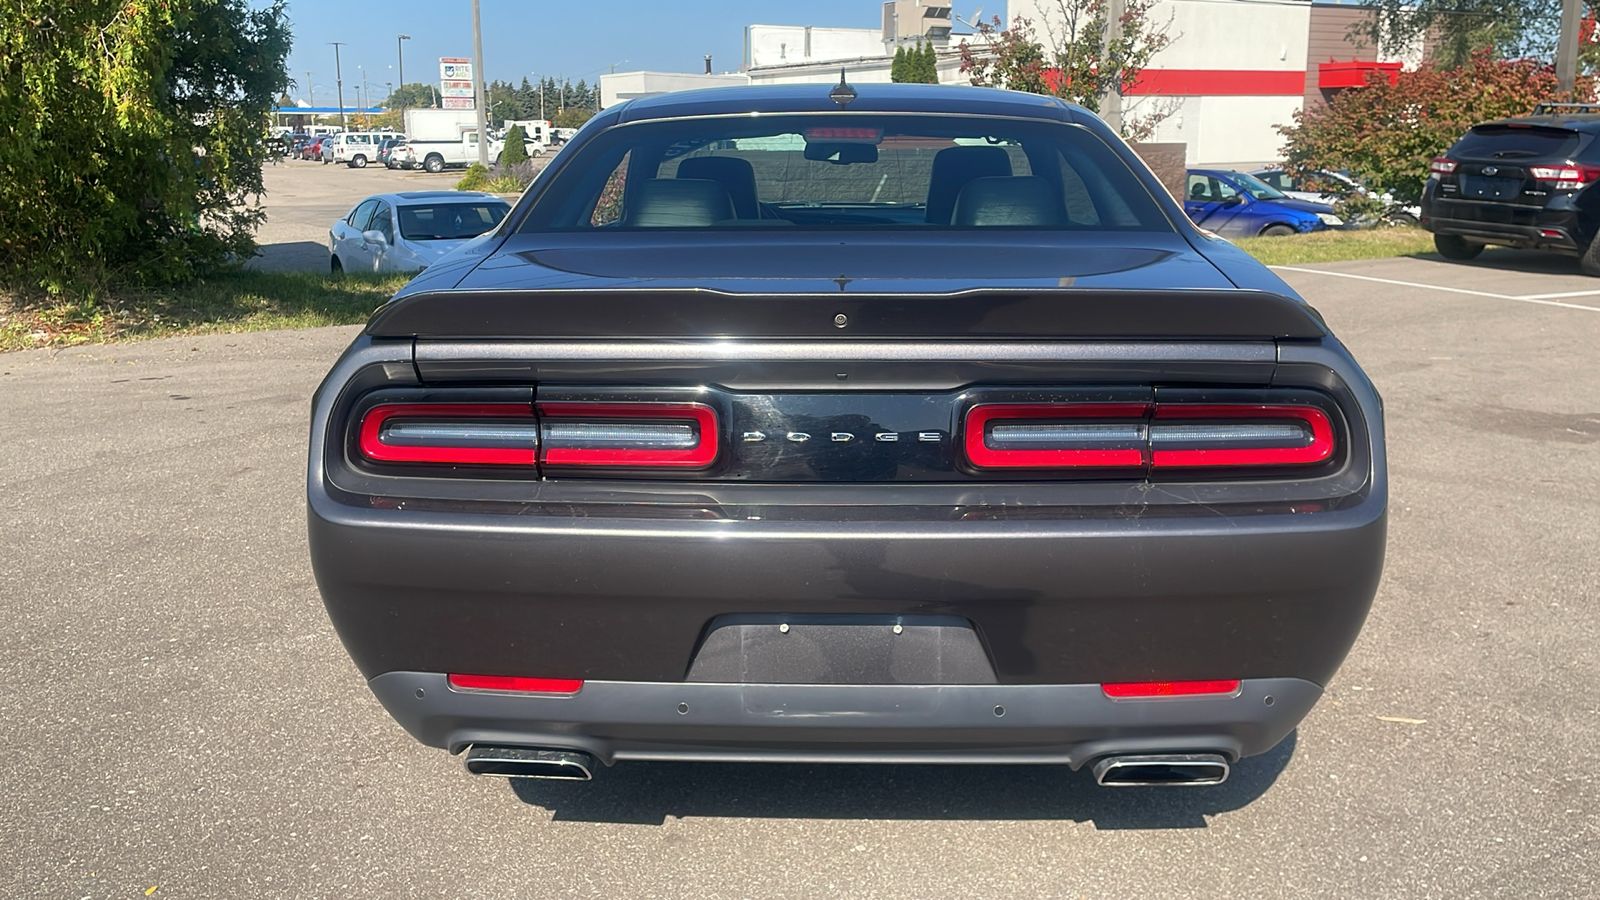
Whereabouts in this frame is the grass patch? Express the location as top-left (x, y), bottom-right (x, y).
top-left (1, 269), bottom-right (409, 353)
top-left (1233, 226), bottom-right (1437, 267)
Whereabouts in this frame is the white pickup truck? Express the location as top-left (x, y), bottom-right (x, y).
top-left (394, 131), bottom-right (540, 173)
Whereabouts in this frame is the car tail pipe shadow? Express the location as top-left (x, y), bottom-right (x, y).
top-left (463, 745), bottom-right (595, 780)
top-left (1091, 753), bottom-right (1231, 787)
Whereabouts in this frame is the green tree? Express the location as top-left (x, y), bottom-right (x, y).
top-left (500, 124), bottom-right (529, 167)
top-left (384, 82), bottom-right (438, 109)
top-left (960, 4), bottom-right (1174, 139)
top-left (553, 107), bottom-right (594, 129)
top-left (892, 45), bottom-right (909, 82)
top-left (1351, 0), bottom-right (1566, 69)
top-left (1279, 51), bottom-right (1592, 204)
top-left (0, 0), bottom-right (292, 292)
top-left (918, 41), bottom-right (941, 83)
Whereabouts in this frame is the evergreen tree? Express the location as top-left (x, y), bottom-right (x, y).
top-left (500, 124), bottom-right (529, 166)
top-left (892, 45), bottom-right (908, 82)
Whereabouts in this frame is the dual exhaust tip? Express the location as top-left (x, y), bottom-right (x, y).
top-left (464, 745), bottom-right (1230, 787)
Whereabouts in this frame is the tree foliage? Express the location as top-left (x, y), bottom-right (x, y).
top-left (1279, 51), bottom-right (1593, 204)
top-left (553, 107), bottom-right (594, 129)
top-left (0, 0), bottom-right (292, 292)
top-left (959, 2), bottom-right (1174, 139)
top-left (892, 41), bottom-right (939, 83)
top-left (1350, 0), bottom-right (1566, 68)
top-left (382, 82), bottom-right (439, 110)
top-left (500, 124), bottom-right (529, 166)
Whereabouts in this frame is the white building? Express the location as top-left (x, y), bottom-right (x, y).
top-left (600, 0), bottom-right (1408, 168)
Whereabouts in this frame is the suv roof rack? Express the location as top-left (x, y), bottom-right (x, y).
top-left (1531, 102), bottom-right (1600, 115)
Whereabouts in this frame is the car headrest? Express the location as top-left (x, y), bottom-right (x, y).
top-left (622, 178), bottom-right (735, 227)
top-left (951, 176), bottom-right (1066, 227)
top-left (925, 146), bottom-right (1014, 224)
top-left (1190, 182), bottom-right (1209, 200)
top-left (676, 156), bottom-right (761, 219)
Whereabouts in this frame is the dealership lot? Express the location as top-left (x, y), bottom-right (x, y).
top-left (2, 246), bottom-right (1597, 897)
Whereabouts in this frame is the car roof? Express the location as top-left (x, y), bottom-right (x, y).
top-left (616, 82), bottom-right (1081, 125)
top-left (366, 191), bottom-right (507, 206)
top-left (1474, 115), bottom-right (1600, 132)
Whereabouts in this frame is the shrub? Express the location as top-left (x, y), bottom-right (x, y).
top-left (456, 163), bottom-right (492, 191)
top-left (500, 125), bottom-right (529, 167)
top-left (0, 1), bottom-right (291, 293)
top-left (1279, 51), bottom-right (1594, 204)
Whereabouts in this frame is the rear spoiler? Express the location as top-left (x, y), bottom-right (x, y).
top-left (365, 288), bottom-right (1329, 341)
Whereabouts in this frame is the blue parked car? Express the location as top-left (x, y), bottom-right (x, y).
top-left (1185, 169), bottom-right (1344, 238)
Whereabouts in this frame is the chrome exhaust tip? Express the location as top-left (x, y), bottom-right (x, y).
top-left (463, 745), bottom-right (595, 780)
top-left (1091, 753), bottom-right (1230, 787)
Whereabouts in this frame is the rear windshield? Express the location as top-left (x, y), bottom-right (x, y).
top-left (518, 114), bottom-right (1171, 231)
top-left (397, 202), bottom-right (510, 240)
top-left (1453, 125), bottom-right (1581, 160)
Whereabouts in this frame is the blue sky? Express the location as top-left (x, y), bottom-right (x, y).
top-left (281, 0), bottom-right (941, 104)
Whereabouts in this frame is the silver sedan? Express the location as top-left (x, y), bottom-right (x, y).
top-left (328, 191), bottom-right (511, 274)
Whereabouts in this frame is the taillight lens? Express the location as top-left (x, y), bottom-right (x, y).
top-left (964, 403), bottom-right (1149, 468)
top-left (447, 674), bottom-right (583, 694)
top-left (1102, 680), bottom-right (1241, 698)
top-left (1429, 157), bottom-right (1457, 175)
top-left (1149, 404), bottom-right (1334, 468)
top-left (537, 402), bottom-right (718, 467)
top-left (963, 402), bottom-right (1335, 471)
top-left (1528, 164), bottom-right (1600, 190)
top-left (359, 403), bottom-right (538, 465)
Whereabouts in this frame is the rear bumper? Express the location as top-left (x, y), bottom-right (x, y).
top-left (1422, 215), bottom-right (1581, 252)
top-left (370, 672), bottom-right (1322, 766)
top-left (310, 494), bottom-right (1386, 688)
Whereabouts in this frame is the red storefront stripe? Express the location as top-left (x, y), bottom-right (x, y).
top-left (1124, 69), bottom-right (1307, 96)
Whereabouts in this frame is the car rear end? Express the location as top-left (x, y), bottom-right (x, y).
top-left (1422, 119), bottom-right (1600, 255)
top-left (306, 88), bottom-right (1386, 786)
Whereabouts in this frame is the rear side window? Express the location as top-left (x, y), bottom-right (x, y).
top-left (1453, 125), bottom-right (1581, 160)
top-left (523, 115), bottom-right (1170, 231)
top-left (347, 199), bottom-right (379, 230)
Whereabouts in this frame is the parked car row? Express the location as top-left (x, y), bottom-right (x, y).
top-left (1184, 169), bottom-right (1344, 238)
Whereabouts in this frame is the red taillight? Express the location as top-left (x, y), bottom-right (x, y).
top-left (359, 403), bottom-right (538, 465)
top-left (964, 403), bottom-right (1150, 468)
top-left (536, 402), bottom-right (718, 467)
top-left (803, 126), bottom-right (883, 141)
top-left (963, 402), bottom-right (1335, 471)
top-left (1149, 404), bottom-right (1333, 468)
top-left (1101, 680), bottom-right (1241, 698)
top-left (1528, 164), bottom-right (1600, 190)
top-left (1429, 157), bottom-right (1457, 175)
top-left (447, 674), bottom-right (583, 694)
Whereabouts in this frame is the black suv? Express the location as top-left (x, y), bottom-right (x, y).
top-left (1422, 106), bottom-right (1600, 274)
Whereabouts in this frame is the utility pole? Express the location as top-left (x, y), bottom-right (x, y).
top-left (397, 34), bottom-right (410, 114)
top-left (1558, 0), bottom-right (1583, 98)
top-left (305, 71), bottom-right (314, 105)
top-left (1101, 0), bottom-right (1125, 136)
top-left (472, 0), bottom-right (490, 166)
top-left (330, 42), bottom-right (347, 130)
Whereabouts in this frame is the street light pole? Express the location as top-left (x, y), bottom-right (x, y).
top-left (472, 0), bottom-right (489, 166)
top-left (1558, 0), bottom-right (1583, 98)
top-left (305, 71), bottom-right (314, 105)
top-left (330, 42), bottom-right (347, 130)
top-left (397, 34), bottom-right (411, 114)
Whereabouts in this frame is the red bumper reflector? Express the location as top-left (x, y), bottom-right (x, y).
top-left (359, 403), bottom-right (538, 465)
top-left (447, 674), bottom-right (584, 694)
top-left (1101, 680), bottom-right (1241, 698)
top-left (536, 401), bottom-right (719, 467)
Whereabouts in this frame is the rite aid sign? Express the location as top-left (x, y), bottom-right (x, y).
top-left (439, 57), bottom-right (473, 81)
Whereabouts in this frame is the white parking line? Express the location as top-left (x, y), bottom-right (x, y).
top-left (1271, 265), bottom-right (1600, 313)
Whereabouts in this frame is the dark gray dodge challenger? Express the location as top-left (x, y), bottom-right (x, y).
top-left (308, 83), bottom-right (1386, 787)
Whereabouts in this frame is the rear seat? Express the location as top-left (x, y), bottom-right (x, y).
top-left (951, 176), bottom-right (1066, 226)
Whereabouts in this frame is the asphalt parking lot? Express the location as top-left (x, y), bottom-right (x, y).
top-left (3, 224), bottom-right (1598, 894)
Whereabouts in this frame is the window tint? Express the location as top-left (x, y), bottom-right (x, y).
top-left (523, 116), bottom-right (1169, 231)
top-left (396, 202), bottom-right (510, 240)
top-left (1454, 125), bottom-right (1581, 160)
top-left (347, 199), bottom-right (380, 230)
top-left (370, 204), bottom-right (394, 242)
top-left (1186, 175), bottom-right (1236, 202)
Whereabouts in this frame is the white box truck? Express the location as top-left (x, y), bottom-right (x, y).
top-left (403, 109), bottom-right (481, 143)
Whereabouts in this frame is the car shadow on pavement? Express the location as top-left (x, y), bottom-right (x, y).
top-left (508, 730), bottom-right (1296, 829)
top-left (1435, 248), bottom-right (1586, 276)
